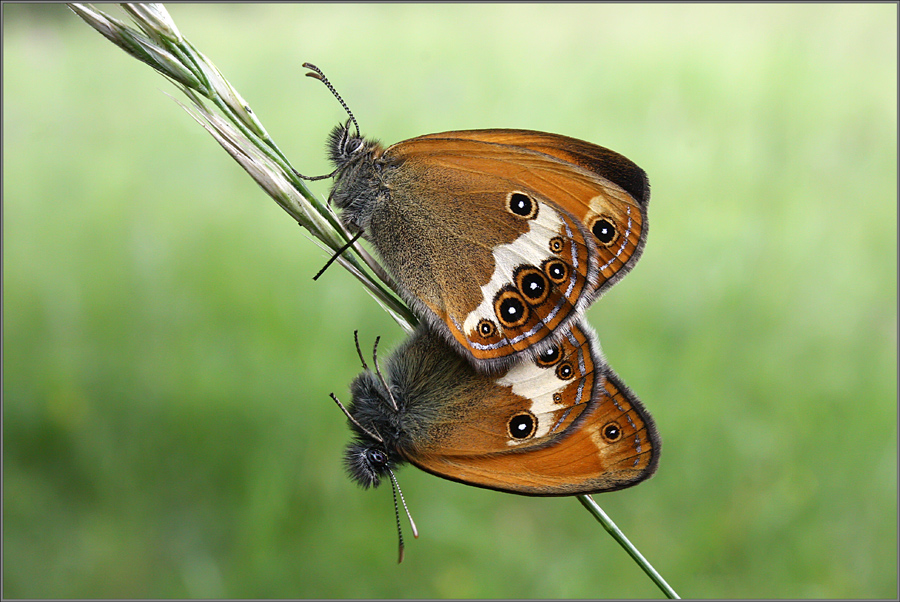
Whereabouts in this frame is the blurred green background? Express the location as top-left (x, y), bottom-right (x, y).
top-left (4, 3), bottom-right (896, 599)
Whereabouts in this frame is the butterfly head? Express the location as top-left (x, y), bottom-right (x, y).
top-left (344, 442), bottom-right (394, 489)
top-left (326, 119), bottom-right (368, 167)
top-left (342, 369), bottom-right (407, 489)
top-left (325, 121), bottom-right (386, 231)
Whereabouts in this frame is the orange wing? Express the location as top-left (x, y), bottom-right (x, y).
top-left (383, 131), bottom-right (649, 366)
top-left (401, 320), bottom-right (660, 496)
top-left (401, 130), bottom-right (650, 301)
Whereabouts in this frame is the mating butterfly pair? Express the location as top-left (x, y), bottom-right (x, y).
top-left (309, 66), bottom-right (659, 511)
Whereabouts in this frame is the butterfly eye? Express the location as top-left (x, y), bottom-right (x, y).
top-left (536, 344), bottom-right (561, 367)
top-left (515, 266), bottom-right (549, 305)
top-left (494, 288), bottom-right (529, 328)
top-left (591, 216), bottom-right (619, 246)
top-left (506, 191), bottom-right (538, 220)
top-left (548, 236), bottom-right (565, 254)
top-left (367, 448), bottom-right (389, 467)
top-left (555, 361), bottom-right (575, 380)
top-left (602, 422), bottom-right (622, 442)
top-left (542, 258), bottom-right (569, 285)
top-left (508, 411), bottom-right (537, 440)
top-left (344, 443), bottom-right (388, 489)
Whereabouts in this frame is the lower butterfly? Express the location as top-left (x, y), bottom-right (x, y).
top-left (334, 318), bottom-right (660, 497)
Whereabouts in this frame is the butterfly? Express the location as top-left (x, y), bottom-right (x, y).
top-left (334, 318), bottom-right (660, 498)
top-left (303, 64), bottom-right (650, 371)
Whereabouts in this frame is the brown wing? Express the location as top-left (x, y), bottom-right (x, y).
top-left (376, 141), bottom-right (596, 366)
top-left (401, 320), bottom-right (660, 496)
top-left (400, 130), bottom-right (650, 301)
top-left (379, 131), bottom-right (647, 367)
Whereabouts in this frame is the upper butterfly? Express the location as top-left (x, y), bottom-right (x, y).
top-left (306, 65), bottom-right (650, 371)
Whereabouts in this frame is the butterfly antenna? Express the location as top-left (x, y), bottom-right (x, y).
top-left (389, 470), bottom-right (406, 563)
top-left (353, 330), bottom-right (369, 371)
top-left (388, 469), bottom-right (418, 563)
top-left (303, 62), bottom-right (360, 137)
top-left (329, 392), bottom-right (383, 444)
top-left (372, 336), bottom-right (399, 412)
top-left (390, 468), bottom-right (419, 539)
top-left (312, 230), bottom-right (364, 281)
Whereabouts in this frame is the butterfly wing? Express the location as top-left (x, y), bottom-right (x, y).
top-left (399, 320), bottom-right (660, 496)
top-left (403, 129), bottom-right (650, 301)
top-left (375, 130), bottom-right (648, 367)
